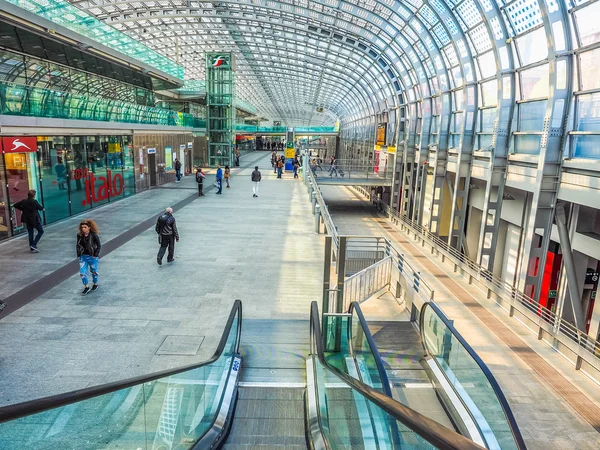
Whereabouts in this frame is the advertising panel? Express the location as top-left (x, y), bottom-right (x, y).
top-left (376, 124), bottom-right (386, 146)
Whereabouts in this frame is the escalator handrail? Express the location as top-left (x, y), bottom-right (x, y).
top-left (0, 299), bottom-right (243, 424)
top-left (348, 301), bottom-right (393, 399)
top-left (419, 301), bottom-right (526, 450)
top-left (310, 301), bottom-right (484, 450)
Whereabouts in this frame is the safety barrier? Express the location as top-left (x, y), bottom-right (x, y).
top-left (306, 170), bottom-right (434, 317)
top-left (353, 186), bottom-right (600, 386)
top-left (342, 256), bottom-right (392, 310)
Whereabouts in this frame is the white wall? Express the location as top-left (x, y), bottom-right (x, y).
top-left (501, 223), bottom-right (522, 287)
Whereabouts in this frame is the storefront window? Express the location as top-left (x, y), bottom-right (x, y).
top-left (39, 137), bottom-right (70, 224)
top-left (67, 136), bottom-right (91, 216)
top-left (3, 148), bottom-right (39, 234)
top-left (0, 155), bottom-right (8, 241)
top-left (121, 136), bottom-right (135, 198)
top-left (87, 136), bottom-right (109, 208)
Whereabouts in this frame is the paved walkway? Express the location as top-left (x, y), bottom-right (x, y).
top-left (321, 184), bottom-right (600, 450)
top-left (0, 152), bottom-right (323, 405)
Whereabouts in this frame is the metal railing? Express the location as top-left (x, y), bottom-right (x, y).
top-left (342, 256), bottom-right (392, 310)
top-left (309, 159), bottom-right (392, 181)
top-left (307, 168), bottom-right (339, 249)
top-left (307, 169), bottom-right (435, 317)
top-left (354, 186), bottom-right (600, 385)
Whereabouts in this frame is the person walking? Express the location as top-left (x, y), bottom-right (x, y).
top-left (175, 158), bottom-right (182, 182)
top-left (224, 165), bottom-right (231, 188)
top-left (329, 157), bottom-right (338, 177)
top-left (251, 165), bottom-right (261, 198)
top-left (277, 157), bottom-right (284, 178)
top-left (235, 149), bottom-right (241, 167)
top-left (293, 157), bottom-right (299, 179)
top-left (215, 164), bottom-right (223, 194)
top-left (155, 207), bottom-right (179, 265)
top-left (195, 166), bottom-right (206, 196)
top-left (13, 189), bottom-right (44, 252)
top-left (76, 219), bottom-right (101, 295)
top-left (272, 152), bottom-right (277, 173)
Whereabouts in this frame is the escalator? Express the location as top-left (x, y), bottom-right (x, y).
top-left (0, 300), bottom-right (523, 449)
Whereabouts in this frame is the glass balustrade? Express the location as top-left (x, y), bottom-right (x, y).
top-left (0, 82), bottom-right (200, 128)
top-left (421, 303), bottom-right (521, 450)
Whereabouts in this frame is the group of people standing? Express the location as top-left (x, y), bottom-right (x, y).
top-left (271, 152), bottom-right (301, 179)
top-left (264, 141), bottom-right (284, 151)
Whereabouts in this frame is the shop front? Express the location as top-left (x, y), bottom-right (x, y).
top-left (0, 134), bottom-right (135, 242)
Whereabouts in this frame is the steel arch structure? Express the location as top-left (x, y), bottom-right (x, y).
top-left (59, 0), bottom-right (600, 304)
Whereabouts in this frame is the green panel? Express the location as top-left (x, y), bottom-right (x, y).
top-left (206, 52), bottom-right (234, 168)
top-left (6, 0), bottom-right (184, 80)
top-left (0, 81), bottom-right (198, 127)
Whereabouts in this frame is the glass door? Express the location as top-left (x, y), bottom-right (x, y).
top-left (5, 151), bottom-right (41, 234)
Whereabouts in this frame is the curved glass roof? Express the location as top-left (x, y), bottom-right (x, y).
top-left (62, 0), bottom-right (599, 130)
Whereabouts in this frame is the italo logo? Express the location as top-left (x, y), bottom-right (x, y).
top-left (10, 139), bottom-right (32, 152)
top-left (71, 168), bottom-right (123, 205)
top-left (211, 56), bottom-right (227, 67)
top-left (2, 136), bottom-right (37, 153)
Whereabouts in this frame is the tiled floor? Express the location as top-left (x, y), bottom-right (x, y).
top-left (0, 152), bottom-right (323, 404)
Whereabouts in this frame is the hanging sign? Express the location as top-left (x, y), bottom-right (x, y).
top-left (2, 137), bottom-right (37, 153)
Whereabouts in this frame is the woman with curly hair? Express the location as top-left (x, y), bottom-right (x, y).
top-left (76, 219), bottom-right (101, 295)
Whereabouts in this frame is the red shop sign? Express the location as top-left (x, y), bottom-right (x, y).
top-left (2, 136), bottom-right (38, 153)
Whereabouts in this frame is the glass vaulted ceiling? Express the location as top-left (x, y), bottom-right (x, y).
top-left (64, 0), bottom-right (598, 130)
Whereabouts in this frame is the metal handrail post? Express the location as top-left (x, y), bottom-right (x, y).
top-left (315, 204), bottom-right (321, 234)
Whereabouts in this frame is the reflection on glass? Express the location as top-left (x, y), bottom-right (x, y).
top-left (520, 64), bottom-right (549, 99)
top-left (576, 3), bottom-right (600, 47)
top-left (519, 100), bottom-right (547, 131)
top-left (579, 49), bottom-right (600, 91)
top-left (517, 28), bottom-right (548, 66)
top-left (39, 138), bottom-right (70, 224)
top-left (0, 156), bottom-right (9, 240)
top-left (68, 136), bottom-right (91, 216)
top-left (4, 152), bottom-right (40, 234)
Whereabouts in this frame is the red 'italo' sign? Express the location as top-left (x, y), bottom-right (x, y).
top-left (76, 169), bottom-right (123, 205)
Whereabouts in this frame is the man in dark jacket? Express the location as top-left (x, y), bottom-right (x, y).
top-left (156, 207), bottom-right (179, 265)
top-left (13, 189), bottom-right (44, 252)
top-left (251, 166), bottom-right (261, 197)
top-left (175, 158), bottom-right (182, 182)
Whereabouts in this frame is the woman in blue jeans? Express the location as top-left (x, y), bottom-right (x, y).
top-left (76, 219), bottom-right (102, 295)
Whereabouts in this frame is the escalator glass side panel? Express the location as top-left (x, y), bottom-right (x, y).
top-left (324, 314), bottom-right (351, 372)
top-left (0, 304), bottom-right (241, 450)
top-left (349, 304), bottom-right (391, 396)
top-left (312, 356), bottom-right (437, 450)
top-left (421, 304), bottom-right (523, 450)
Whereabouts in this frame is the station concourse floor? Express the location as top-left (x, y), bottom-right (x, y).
top-left (322, 184), bottom-right (600, 450)
top-left (0, 151), bottom-right (323, 405)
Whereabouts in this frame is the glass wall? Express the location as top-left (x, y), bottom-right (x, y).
top-left (0, 134), bottom-right (135, 242)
